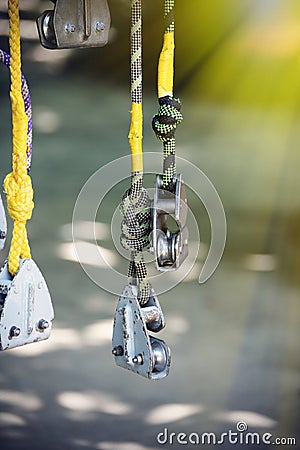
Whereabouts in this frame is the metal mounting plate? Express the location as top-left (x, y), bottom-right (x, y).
top-left (112, 285), bottom-right (170, 380)
top-left (152, 174), bottom-right (188, 271)
top-left (0, 259), bottom-right (54, 351)
top-left (37, 0), bottom-right (110, 49)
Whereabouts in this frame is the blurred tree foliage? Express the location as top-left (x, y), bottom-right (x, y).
top-left (1, 0), bottom-right (300, 108)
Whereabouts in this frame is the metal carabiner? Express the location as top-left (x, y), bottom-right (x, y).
top-left (0, 259), bottom-right (54, 351)
top-left (37, 0), bottom-right (111, 49)
top-left (112, 284), bottom-right (171, 380)
top-left (152, 174), bottom-right (188, 271)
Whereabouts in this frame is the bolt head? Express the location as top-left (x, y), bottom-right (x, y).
top-left (10, 326), bottom-right (21, 338)
top-left (112, 345), bottom-right (124, 356)
top-left (132, 354), bottom-right (143, 365)
top-left (38, 319), bottom-right (49, 330)
top-left (95, 21), bottom-right (105, 32)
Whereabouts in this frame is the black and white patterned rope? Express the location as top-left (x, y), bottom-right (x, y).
top-left (130, 0), bottom-right (142, 105)
top-left (152, 95), bottom-right (183, 189)
top-left (152, 0), bottom-right (182, 190)
top-left (120, 172), bottom-right (151, 305)
top-left (165, 0), bottom-right (175, 33)
top-left (119, 1), bottom-right (151, 305)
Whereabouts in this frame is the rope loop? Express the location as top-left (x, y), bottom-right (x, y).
top-left (152, 95), bottom-right (183, 143)
top-left (120, 173), bottom-right (151, 305)
top-left (120, 180), bottom-right (151, 254)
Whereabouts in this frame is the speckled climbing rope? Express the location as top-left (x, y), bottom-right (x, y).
top-left (0, 49), bottom-right (33, 171)
top-left (152, 0), bottom-right (183, 190)
top-left (119, 0), bottom-right (151, 305)
top-left (152, 95), bottom-right (182, 189)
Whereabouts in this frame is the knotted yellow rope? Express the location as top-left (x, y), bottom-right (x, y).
top-left (5, 0), bottom-right (34, 275)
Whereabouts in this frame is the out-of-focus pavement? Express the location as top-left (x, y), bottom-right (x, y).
top-left (0, 1), bottom-right (300, 449)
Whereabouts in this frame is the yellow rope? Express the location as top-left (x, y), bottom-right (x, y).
top-left (158, 32), bottom-right (175, 98)
top-left (128, 102), bottom-right (143, 172)
top-left (5, 0), bottom-right (34, 275)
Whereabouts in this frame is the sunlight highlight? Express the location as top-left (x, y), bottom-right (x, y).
top-left (97, 443), bottom-right (156, 450)
top-left (145, 403), bottom-right (203, 425)
top-left (243, 254), bottom-right (278, 272)
top-left (57, 391), bottom-right (133, 415)
top-left (0, 391), bottom-right (42, 411)
top-left (57, 241), bottom-right (117, 267)
top-left (0, 413), bottom-right (26, 426)
top-left (62, 221), bottom-right (110, 242)
top-left (213, 410), bottom-right (277, 428)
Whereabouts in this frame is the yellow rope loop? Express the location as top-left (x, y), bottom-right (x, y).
top-left (4, 172), bottom-right (34, 275)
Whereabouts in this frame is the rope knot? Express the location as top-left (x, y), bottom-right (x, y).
top-left (152, 95), bottom-right (183, 142)
top-left (4, 172), bottom-right (34, 223)
top-left (120, 179), bottom-right (151, 253)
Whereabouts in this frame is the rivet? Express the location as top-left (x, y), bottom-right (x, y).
top-left (95, 21), bottom-right (105, 32)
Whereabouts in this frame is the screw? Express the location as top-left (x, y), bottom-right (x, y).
top-left (38, 319), bottom-right (49, 330)
top-left (95, 21), bottom-right (105, 32)
top-left (38, 282), bottom-right (43, 289)
top-left (132, 354), bottom-right (143, 365)
top-left (112, 345), bottom-right (124, 356)
top-left (9, 326), bottom-right (21, 338)
top-left (0, 230), bottom-right (6, 239)
top-left (65, 23), bottom-right (76, 33)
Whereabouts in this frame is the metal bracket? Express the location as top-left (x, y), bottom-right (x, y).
top-left (112, 284), bottom-right (171, 380)
top-left (37, 0), bottom-right (111, 49)
top-left (152, 174), bottom-right (188, 271)
top-left (0, 259), bottom-right (54, 351)
top-left (0, 194), bottom-right (7, 251)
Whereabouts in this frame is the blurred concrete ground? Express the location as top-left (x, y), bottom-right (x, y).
top-left (0, 1), bottom-right (300, 449)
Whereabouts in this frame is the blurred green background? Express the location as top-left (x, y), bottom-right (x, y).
top-left (0, 1), bottom-right (299, 449)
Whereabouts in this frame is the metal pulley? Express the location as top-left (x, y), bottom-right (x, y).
top-left (152, 174), bottom-right (188, 271)
top-left (0, 194), bottom-right (7, 251)
top-left (0, 259), bottom-right (54, 351)
top-left (37, 0), bottom-right (111, 49)
top-left (112, 284), bottom-right (171, 380)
